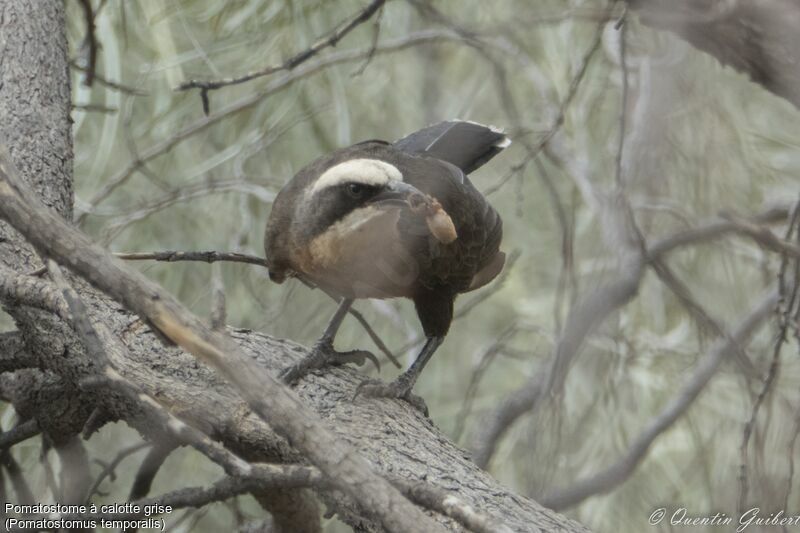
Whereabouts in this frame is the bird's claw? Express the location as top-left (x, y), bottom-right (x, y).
top-left (352, 378), bottom-right (429, 416)
top-left (280, 339), bottom-right (379, 384)
top-left (334, 349), bottom-right (381, 373)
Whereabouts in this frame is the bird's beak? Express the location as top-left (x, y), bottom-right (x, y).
top-left (369, 181), bottom-right (424, 208)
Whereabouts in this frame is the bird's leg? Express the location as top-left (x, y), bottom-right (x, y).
top-left (354, 336), bottom-right (444, 415)
top-left (280, 298), bottom-right (379, 383)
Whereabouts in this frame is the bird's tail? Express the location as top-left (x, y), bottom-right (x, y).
top-left (393, 120), bottom-right (510, 174)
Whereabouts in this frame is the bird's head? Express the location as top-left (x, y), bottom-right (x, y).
top-left (295, 158), bottom-right (424, 239)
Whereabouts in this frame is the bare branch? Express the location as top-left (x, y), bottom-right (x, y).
top-left (76, 0), bottom-right (98, 86)
top-left (738, 197), bottom-right (800, 511)
top-left (115, 250), bottom-right (270, 269)
top-left (646, 204), bottom-right (791, 258)
top-left (651, 259), bottom-right (757, 376)
top-left (47, 466), bottom-right (511, 533)
top-left (44, 260), bottom-right (267, 477)
top-left (1, 447), bottom-right (35, 506)
top-left (75, 29), bottom-right (469, 222)
top-left (627, 0), bottom-right (800, 109)
top-left (0, 419), bottom-right (40, 450)
top-left (483, 20), bottom-right (606, 196)
top-left (128, 442), bottom-right (176, 505)
top-left (85, 442), bottom-right (150, 502)
top-left (71, 103), bottom-right (118, 114)
top-left (394, 478), bottom-right (514, 533)
top-left (116, 250), bottom-right (401, 368)
top-left (541, 289), bottom-right (778, 510)
top-left (177, 0), bottom-right (387, 103)
top-left (209, 265), bottom-right (226, 331)
top-left (69, 61), bottom-right (149, 96)
top-left (471, 204), bottom-right (791, 468)
top-left (720, 213), bottom-right (800, 259)
top-left (0, 152), bottom-right (449, 533)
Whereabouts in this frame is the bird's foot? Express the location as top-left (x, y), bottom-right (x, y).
top-left (353, 377), bottom-right (429, 416)
top-left (280, 339), bottom-right (379, 384)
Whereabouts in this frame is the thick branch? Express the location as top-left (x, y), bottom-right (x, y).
top-left (0, 187), bottom-right (586, 533)
top-left (628, 0), bottom-right (800, 109)
top-left (0, 154), bottom-right (453, 533)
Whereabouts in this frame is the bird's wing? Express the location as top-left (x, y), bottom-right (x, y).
top-left (393, 120), bottom-right (510, 175)
top-left (465, 250), bottom-right (505, 292)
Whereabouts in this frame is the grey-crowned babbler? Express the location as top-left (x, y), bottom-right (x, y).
top-left (264, 120), bottom-right (508, 410)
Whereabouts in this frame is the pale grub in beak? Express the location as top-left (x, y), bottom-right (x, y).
top-left (408, 193), bottom-right (458, 244)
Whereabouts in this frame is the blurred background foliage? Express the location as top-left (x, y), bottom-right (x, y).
top-left (2, 0), bottom-right (798, 531)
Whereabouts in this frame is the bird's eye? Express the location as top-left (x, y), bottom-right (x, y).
top-left (346, 183), bottom-right (365, 198)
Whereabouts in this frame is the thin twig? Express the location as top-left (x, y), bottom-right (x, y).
top-left (0, 153), bottom-right (448, 533)
top-left (483, 20), bottom-right (606, 196)
top-left (720, 213), bottom-right (800, 259)
top-left (69, 61), bottom-right (148, 96)
top-left (116, 250), bottom-right (400, 367)
top-left (351, 4), bottom-right (384, 76)
top-left (76, 29), bottom-right (464, 221)
top-left (614, 9), bottom-right (628, 188)
top-left (1, 448), bottom-right (35, 506)
top-left (177, 0), bottom-right (388, 112)
top-left (652, 259), bottom-right (758, 376)
top-left (116, 250), bottom-right (270, 269)
top-left (210, 264), bottom-right (227, 331)
top-left (452, 324), bottom-right (520, 442)
top-left (470, 204), bottom-right (791, 468)
top-left (344, 305), bottom-right (401, 369)
top-left (0, 419), bottom-right (40, 450)
top-left (96, 180), bottom-right (276, 242)
top-left (542, 290), bottom-right (778, 510)
top-left (737, 197), bottom-right (800, 512)
top-left (77, 0), bottom-right (98, 86)
top-left (85, 442), bottom-right (150, 502)
top-left (72, 103), bottom-right (118, 114)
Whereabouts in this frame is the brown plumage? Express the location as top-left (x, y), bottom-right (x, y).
top-left (264, 120), bottom-right (508, 408)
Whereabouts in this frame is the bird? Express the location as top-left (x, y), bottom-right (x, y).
top-left (264, 120), bottom-right (509, 410)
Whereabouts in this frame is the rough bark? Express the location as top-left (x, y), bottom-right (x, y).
top-left (0, 0), bottom-right (98, 446)
top-left (0, 1), bottom-right (590, 532)
top-left (628, 0), bottom-right (800, 110)
top-left (121, 328), bottom-right (592, 532)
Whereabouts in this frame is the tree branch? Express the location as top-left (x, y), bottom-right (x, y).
top-left (74, 29), bottom-right (470, 222)
top-left (176, 0), bottom-right (388, 108)
top-left (0, 420), bottom-right (40, 450)
top-left (541, 289), bottom-right (777, 510)
top-left (0, 150), bottom-right (451, 533)
top-left (0, 164), bottom-right (587, 533)
top-left (470, 203), bottom-right (790, 468)
top-left (627, 0), bottom-right (800, 109)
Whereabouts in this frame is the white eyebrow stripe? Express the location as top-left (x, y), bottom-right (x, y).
top-left (309, 158), bottom-right (403, 195)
